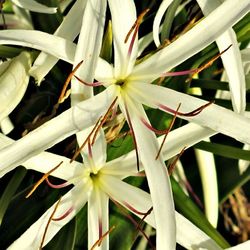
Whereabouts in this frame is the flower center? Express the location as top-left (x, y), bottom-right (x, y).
top-left (115, 79), bottom-right (126, 87)
top-left (89, 171), bottom-right (100, 182)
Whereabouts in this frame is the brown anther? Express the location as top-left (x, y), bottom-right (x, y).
top-left (39, 197), bottom-right (62, 249)
top-left (124, 8), bottom-right (150, 44)
top-left (26, 161), bottom-right (63, 198)
top-left (186, 44), bottom-right (232, 82)
top-left (58, 60), bottom-right (83, 104)
top-left (167, 147), bottom-right (186, 176)
top-left (90, 226), bottom-right (115, 250)
top-left (155, 103), bottom-right (181, 160)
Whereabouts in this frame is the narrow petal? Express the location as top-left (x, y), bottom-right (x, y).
top-left (30, 0), bottom-right (86, 84)
top-left (195, 139), bottom-right (219, 228)
top-left (0, 30), bottom-right (76, 63)
top-left (131, 0), bottom-right (250, 82)
top-left (8, 184), bottom-right (90, 249)
top-left (226, 241), bottom-right (250, 250)
top-left (108, 0), bottom-right (137, 77)
top-left (152, 0), bottom-right (174, 47)
top-left (88, 188), bottom-right (109, 250)
top-left (0, 87), bottom-right (115, 175)
top-left (95, 58), bottom-right (115, 84)
top-left (71, 0), bottom-right (107, 103)
top-left (197, 0), bottom-right (246, 113)
top-left (12, 0), bottom-right (57, 14)
top-left (125, 98), bottom-right (176, 250)
top-left (129, 82), bottom-right (250, 144)
top-left (99, 175), bottom-right (222, 250)
top-left (0, 117), bottom-right (14, 135)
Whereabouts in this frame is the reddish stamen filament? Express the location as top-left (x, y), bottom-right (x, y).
top-left (124, 201), bottom-right (152, 216)
top-left (45, 177), bottom-right (70, 189)
top-left (124, 8), bottom-right (150, 56)
top-left (159, 100), bottom-right (214, 117)
top-left (26, 161), bottom-right (63, 198)
top-left (155, 104), bottom-right (181, 160)
top-left (90, 226), bottom-right (115, 250)
top-left (74, 75), bottom-right (103, 87)
top-left (125, 105), bottom-right (140, 172)
top-left (52, 206), bottom-right (74, 221)
top-left (167, 147), bottom-right (186, 176)
top-left (39, 197), bottom-right (62, 249)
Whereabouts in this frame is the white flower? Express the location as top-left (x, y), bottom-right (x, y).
top-left (5, 130), bottom-right (221, 250)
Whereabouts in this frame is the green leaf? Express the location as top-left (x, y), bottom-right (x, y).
top-left (0, 167), bottom-right (26, 225)
top-left (171, 177), bottom-right (230, 248)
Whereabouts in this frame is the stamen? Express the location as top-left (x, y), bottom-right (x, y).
top-left (159, 100), bottom-right (214, 117)
top-left (74, 75), bottom-right (103, 87)
top-left (167, 147), bottom-right (186, 176)
top-left (90, 226), bottom-right (115, 250)
top-left (70, 116), bottom-right (102, 163)
top-left (123, 201), bottom-right (151, 216)
top-left (162, 45), bottom-right (232, 81)
top-left (136, 207), bottom-right (153, 231)
top-left (45, 177), bottom-right (70, 189)
top-left (124, 8), bottom-right (150, 56)
top-left (70, 97), bottom-right (118, 162)
top-left (155, 104), bottom-right (181, 160)
top-left (125, 105), bottom-right (140, 172)
top-left (112, 199), bottom-right (155, 249)
top-left (52, 206), bottom-right (74, 221)
top-left (91, 97), bottom-right (118, 145)
top-left (58, 60), bottom-right (83, 104)
top-left (39, 197), bottom-right (62, 249)
top-left (26, 161), bottom-right (63, 198)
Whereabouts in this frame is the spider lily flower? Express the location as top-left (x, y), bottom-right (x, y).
top-left (5, 130), bottom-right (222, 250)
top-left (0, 51), bottom-right (32, 134)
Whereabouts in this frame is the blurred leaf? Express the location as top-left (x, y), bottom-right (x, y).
top-left (171, 177), bottom-right (230, 248)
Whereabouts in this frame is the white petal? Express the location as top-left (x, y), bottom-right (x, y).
top-left (88, 188), bottom-right (109, 250)
top-left (195, 139), bottom-right (218, 228)
top-left (11, 0), bottom-right (57, 14)
top-left (0, 30), bottom-right (76, 63)
top-left (130, 82), bottom-right (250, 144)
top-left (95, 57), bottom-right (115, 84)
top-left (8, 184), bottom-right (89, 249)
top-left (0, 117), bottom-right (14, 135)
top-left (0, 132), bottom-right (82, 179)
top-left (125, 99), bottom-right (176, 250)
top-left (132, 0), bottom-right (250, 82)
top-left (71, 0), bottom-right (107, 103)
top-left (0, 88), bottom-right (115, 175)
top-left (152, 0), bottom-right (174, 47)
top-left (0, 51), bottom-right (32, 122)
top-left (197, 0), bottom-right (246, 114)
top-left (227, 241), bottom-right (250, 250)
top-left (108, 0), bottom-right (137, 77)
top-left (99, 175), bottom-right (222, 250)
top-left (30, 0), bottom-right (86, 84)
top-left (238, 144), bottom-right (250, 174)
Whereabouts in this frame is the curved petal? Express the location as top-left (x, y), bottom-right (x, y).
top-left (30, 0), bottom-right (86, 84)
top-left (12, 0), bottom-right (57, 14)
top-left (152, 0), bottom-right (174, 47)
top-left (197, 0), bottom-right (246, 114)
top-left (8, 184), bottom-right (90, 249)
top-left (0, 51), bottom-right (32, 122)
top-left (195, 140), bottom-right (218, 228)
top-left (125, 98), bottom-right (176, 250)
top-left (131, 0), bottom-right (250, 82)
top-left (0, 87), bottom-right (116, 176)
top-left (227, 241), bottom-right (250, 250)
top-left (0, 30), bottom-right (76, 63)
top-left (108, 0), bottom-right (137, 78)
top-left (129, 82), bottom-right (250, 144)
top-left (0, 117), bottom-right (14, 135)
top-left (88, 188), bottom-right (109, 250)
top-left (71, 0), bottom-right (107, 103)
top-left (95, 57), bottom-right (115, 84)
top-left (99, 175), bottom-right (222, 250)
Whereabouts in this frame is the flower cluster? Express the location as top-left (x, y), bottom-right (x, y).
top-left (0, 0), bottom-right (249, 250)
